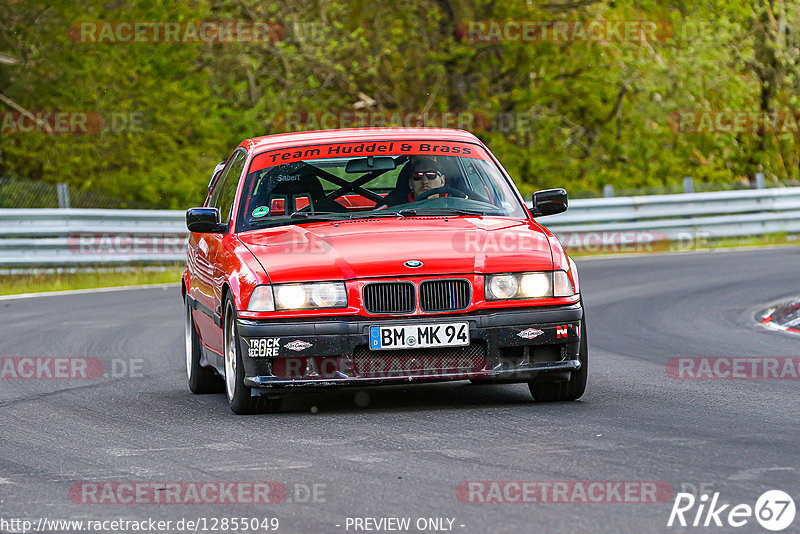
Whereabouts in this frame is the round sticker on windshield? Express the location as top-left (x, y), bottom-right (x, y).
top-left (252, 206), bottom-right (270, 218)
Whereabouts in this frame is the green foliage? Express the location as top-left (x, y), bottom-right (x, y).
top-left (1, 0), bottom-right (799, 208)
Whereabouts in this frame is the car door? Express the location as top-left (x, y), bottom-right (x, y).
top-left (191, 149), bottom-right (246, 356)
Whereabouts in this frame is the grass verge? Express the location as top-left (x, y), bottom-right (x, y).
top-left (0, 266), bottom-right (184, 296)
top-left (566, 232), bottom-right (799, 257)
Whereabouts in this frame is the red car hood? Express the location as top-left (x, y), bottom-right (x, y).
top-left (237, 216), bottom-right (554, 283)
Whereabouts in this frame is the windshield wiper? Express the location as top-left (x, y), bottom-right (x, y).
top-left (290, 210), bottom-right (350, 219)
top-left (248, 211), bottom-right (349, 226)
top-left (251, 208), bottom-right (489, 228)
top-left (341, 209), bottom-right (440, 219)
top-left (401, 207), bottom-right (489, 216)
top-left (344, 207), bottom-right (488, 218)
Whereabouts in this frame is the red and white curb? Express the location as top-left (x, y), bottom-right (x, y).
top-left (758, 299), bottom-right (800, 335)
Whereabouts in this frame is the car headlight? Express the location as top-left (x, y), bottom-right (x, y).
top-left (276, 285), bottom-right (308, 309)
top-left (485, 271), bottom-right (574, 300)
top-left (274, 282), bottom-right (347, 310)
top-left (309, 282), bottom-right (345, 307)
top-left (520, 272), bottom-right (550, 298)
top-left (488, 274), bottom-right (519, 299)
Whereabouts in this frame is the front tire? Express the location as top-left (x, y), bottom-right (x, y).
top-left (528, 316), bottom-right (588, 402)
top-left (223, 296), bottom-right (258, 414)
top-left (185, 299), bottom-right (222, 394)
top-left (223, 296), bottom-right (283, 414)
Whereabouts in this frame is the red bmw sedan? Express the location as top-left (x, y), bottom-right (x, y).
top-left (183, 128), bottom-right (587, 414)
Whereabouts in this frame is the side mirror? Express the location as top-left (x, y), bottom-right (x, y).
top-left (208, 161), bottom-right (226, 190)
top-left (187, 207), bottom-right (224, 233)
top-left (531, 188), bottom-right (568, 216)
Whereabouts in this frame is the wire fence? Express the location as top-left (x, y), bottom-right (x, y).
top-left (0, 175), bottom-right (168, 209)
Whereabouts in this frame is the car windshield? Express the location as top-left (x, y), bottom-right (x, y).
top-left (235, 139), bottom-right (528, 231)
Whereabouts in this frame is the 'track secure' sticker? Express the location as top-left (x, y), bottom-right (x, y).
top-left (248, 338), bottom-right (280, 357)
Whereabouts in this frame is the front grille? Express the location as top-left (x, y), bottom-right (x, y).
top-left (363, 282), bottom-right (415, 314)
top-left (353, 343), bottom-right (486, 378)
top-left (419, 279), bottom-right (471, 312)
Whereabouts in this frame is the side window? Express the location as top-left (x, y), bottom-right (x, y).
top-left (207, 153), bottom-right (234, 207)
top-left (461, 158), bottom-right (499, 204)
top-left (209, 150), bottom-right (246, 225)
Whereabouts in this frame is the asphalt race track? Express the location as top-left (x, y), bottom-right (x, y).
top-left (1, 247), bottom-right (799, 534)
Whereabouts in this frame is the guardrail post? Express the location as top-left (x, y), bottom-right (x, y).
top-left (755, 173), bottom-right (765, 189)
top-left (683, 177), bottom-right (694, 194)
top-left (57, 183), bottom-right (70, 209)
top-left (603, 184), bottom-right (614, 198)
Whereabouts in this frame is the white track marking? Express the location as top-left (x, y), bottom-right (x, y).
top-left (0, 283), bottom-right (180, 301)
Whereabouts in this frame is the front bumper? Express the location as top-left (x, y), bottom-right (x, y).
top-left (236, 303), bottom-right (583, 389)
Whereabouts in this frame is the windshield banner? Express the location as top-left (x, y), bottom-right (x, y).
top-left (249, 140), bottom-right (486, 174)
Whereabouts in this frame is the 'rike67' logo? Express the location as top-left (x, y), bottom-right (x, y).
top-left (668, 490), bottom-right (796, 531)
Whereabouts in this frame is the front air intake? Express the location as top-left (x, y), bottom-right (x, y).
top-left (419, 279), bottom-right (471, 312)
top-left (362, 282), bottom-right (416, 314)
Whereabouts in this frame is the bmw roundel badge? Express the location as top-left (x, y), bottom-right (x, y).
top-left (404, 260), bottom-right (423, 268)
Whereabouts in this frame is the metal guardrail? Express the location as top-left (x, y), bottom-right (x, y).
top-left (0, 209), bottom-right (183, 236)
top-left (0, 209), bottom-right (187, 266)
top-left (0, 188), bottom-right (799, 266)
top-left (542, 188), bottom-right (800, 241)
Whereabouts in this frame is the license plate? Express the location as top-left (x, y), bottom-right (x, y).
top-left (369, 322), bottom-right (469, 350)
